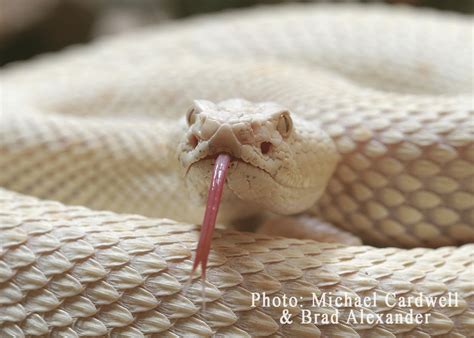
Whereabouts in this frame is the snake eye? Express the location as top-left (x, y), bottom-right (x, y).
top-left (186, 107), bottom-right (198, 126)
top-left (277, 111), bottom-right (292, 138)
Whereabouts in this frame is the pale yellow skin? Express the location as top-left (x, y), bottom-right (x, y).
top-left (0, 3), bottom-right (473, 336)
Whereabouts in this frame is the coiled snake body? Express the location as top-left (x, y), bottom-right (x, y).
top-left (0, 4), bottom-right (473, 337)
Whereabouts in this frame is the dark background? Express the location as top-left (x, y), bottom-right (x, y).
top-left (1, 0), bottom-right (472, 66)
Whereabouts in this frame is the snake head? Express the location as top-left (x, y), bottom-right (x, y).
top-left (178, 98), bottom-right (338, 215)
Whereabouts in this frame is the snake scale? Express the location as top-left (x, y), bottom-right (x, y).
top-left (0, 3), bottom-right (473, 337)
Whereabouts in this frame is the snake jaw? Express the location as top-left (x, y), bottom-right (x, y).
top-left (191, 153), bottom-right (231, 279)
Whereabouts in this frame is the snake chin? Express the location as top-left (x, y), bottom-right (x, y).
top-left (185, 158), bottom-right (320, 215)
top-left (184, 159), bottom-right (261, 220)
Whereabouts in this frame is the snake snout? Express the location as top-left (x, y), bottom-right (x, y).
top-left (201, 124), bottom-right (243, 158)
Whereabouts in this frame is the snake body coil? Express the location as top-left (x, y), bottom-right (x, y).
top-left (0, 3), bottom-right (473, 336)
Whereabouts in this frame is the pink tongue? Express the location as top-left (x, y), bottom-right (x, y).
top-left (191, 153), bottom-right (231, 279)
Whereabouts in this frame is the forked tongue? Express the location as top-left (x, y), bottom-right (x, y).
top-left (189, 153), bottom-right (231, 303)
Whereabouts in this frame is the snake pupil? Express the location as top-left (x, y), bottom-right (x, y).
top-left (261, 142), bottom-right (272, 154)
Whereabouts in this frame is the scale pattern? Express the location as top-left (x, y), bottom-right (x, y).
top-left (316, 96), bottom-right (474, 247)
top-left (0, 189), bottom-right (473, 337)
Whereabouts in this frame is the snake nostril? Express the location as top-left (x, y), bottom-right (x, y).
top-left (189, 135), bottom-right (199, 149)
top-left (260, 142), bottom-right (272, 154)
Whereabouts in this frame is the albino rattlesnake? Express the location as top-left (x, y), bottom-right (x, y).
top-left (0, 3), bottom-right (473, 337)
